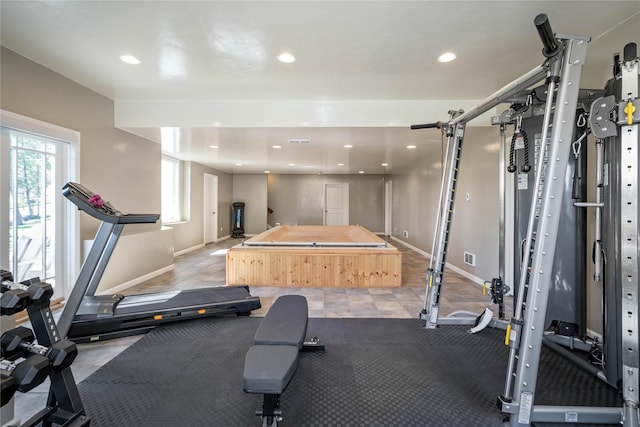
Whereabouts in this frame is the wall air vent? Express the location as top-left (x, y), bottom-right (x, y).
top-left (463, 251), bottom-right (476, 266)
top-left (288, 139), bottom-right (311, 144)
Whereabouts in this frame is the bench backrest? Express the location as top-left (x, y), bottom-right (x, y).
top-left (254, 295), bottom-right (308, 350)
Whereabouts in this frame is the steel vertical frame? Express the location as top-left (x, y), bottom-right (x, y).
top-left (423, 65), bottom-right (548, 328)
top-left (508, 36), bottom-right (603, 426)
top-left (503, 72), bottom-right (561, 401)
top-left (499, 124), bottom-right (507, 282)
top-left (619, 57), bottom-right (639, 426)
top-left (425, 122), bottom-right (466, 328)
top-left (423, 131), bottom-right (452, 314)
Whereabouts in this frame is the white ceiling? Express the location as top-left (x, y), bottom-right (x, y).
top-left (2, 1), bottom-right (639, 174)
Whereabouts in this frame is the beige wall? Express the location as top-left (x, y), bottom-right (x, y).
top-left (169, 162), bottom-right (233, 252)
top-left (389, 126), bottom-right (500, 283)
top-left (1, 47), bottom-right (160, 242)
top-left (267, 174), bottom-right (385, 232)
top-left (232, 174), bottom-right (268, 234)
top-left (218, 171), bottom-right (234, 238)
top-left (0, 47), bottom-right (231, 283)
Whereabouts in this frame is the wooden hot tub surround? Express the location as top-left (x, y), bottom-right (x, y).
top-left (226, 225), bottom-right (402, 288)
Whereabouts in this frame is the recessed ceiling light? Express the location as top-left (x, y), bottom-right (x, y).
top-left (381, 163), bottom-right (389, 167)
top-left (209, 145), bottom-right (219, 149)
top-left (337, 163), bottom-right (345, 166)
top-left (278, 52), bottom-right (296, 63)
top-left (288, 163), bottom-right (295, 166)
top-left (235, 163), bottom-right (243, 166)
top-left (120, 54), bottom-right (141, 65)
top-left (344, 144), bottom-right (353, 148)
top-left (264, 170), bottom-right (270, 174)
top-left (272, 145), bottom-right (282, 149)
top-left (407, 145), bottom-right (417, 149)
top-left (437, 52), bottom-right (457, 63)
top-left (358, 171), bottom-right (365, 174)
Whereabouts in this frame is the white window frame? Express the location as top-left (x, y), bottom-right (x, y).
top-left (161, 154), bottom-right (184, 224)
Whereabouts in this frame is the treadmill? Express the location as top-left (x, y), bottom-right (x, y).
top-left (57, 182), bottom-right (261, 343)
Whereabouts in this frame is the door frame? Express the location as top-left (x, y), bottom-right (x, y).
top-left (0, 109), bottom-right (80, 299)
top-left (384, 179), bottom-right (392, 236)
top-left (203, 173), bottom-right (218, 243)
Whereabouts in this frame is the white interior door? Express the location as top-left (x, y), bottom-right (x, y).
top-left (324, 183), bottom-right (349, 225)
top-left (203, 173), bottom-right (218, 243)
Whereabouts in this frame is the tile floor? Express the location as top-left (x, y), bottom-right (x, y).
top-left (121, 236), bottom-right (500, 319)
top-left (11, 236), bottom-right (511, 423)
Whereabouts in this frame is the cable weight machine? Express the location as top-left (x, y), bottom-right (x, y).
top-left (500, 41), bottom-right (639, 427)
top-left (413, 13), bottom-right (639, 426)
top-left (412, 14), bottom-right (576, 332)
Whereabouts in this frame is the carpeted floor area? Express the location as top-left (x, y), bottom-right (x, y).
top-left (77, 316), bottom-right (622, 427)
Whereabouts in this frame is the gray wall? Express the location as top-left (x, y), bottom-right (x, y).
top-left (389, 126), bottom-right (500, 284)
top-left (267, 174), bottom-right (385, 232)
top-left (232, 174), bottom-right (268, 234)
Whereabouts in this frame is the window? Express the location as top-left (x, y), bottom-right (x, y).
top-left (1, 110), bottom-right (79, 299)
top-left (161, 154), bottom-right (182, 223)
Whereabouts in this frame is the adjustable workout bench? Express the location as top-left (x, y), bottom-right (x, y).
top-left (243, 295), bottom-right (323, 427)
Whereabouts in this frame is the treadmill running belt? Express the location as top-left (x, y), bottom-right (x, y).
top-left (114, 287), bottom-right (256, 315)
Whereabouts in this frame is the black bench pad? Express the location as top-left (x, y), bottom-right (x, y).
top-left (254, 295), bottom-right (308, 350)
top-left (243, 345), bottom-right (298, 394)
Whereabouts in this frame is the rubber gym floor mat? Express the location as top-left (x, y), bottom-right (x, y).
top-left (78, 316), bottom-right (622, 426)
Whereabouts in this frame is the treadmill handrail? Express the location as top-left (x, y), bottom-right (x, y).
top-left (63, 182), bottom-right (159, 224)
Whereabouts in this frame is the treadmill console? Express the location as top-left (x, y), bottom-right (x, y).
top-left (63, 182), bottom-right (159, 224)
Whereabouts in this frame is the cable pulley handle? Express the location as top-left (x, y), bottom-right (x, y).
top-left (507, 132), bottom-right (517, 173)
top-left (410, 121), bottom-right (443, 130)
top-left (534, 13), bottom-right (561, 58)
top-left (507, 125), bottom-right (530, 173)
top-left (520, 129), bottom-right (531, 173)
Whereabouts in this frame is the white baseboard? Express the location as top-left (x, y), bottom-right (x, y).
top-left (174, 235), bottom-right (232, 258)
top-left (99, 265), bottom-right (175, 295)
top-left (390, 236), bottom-right (485, 286)
top-left (174, 243), bottom-right (205, 257)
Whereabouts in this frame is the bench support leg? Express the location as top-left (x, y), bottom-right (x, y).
top-left (255, 393), bottom-right (282, 427)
